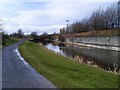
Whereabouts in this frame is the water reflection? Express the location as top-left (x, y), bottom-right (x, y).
top-left (44, 42), bottom-right (120, 72)
top-left (46, 44), bottom-right (64, 55)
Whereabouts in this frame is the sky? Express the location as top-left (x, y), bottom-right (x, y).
top-left (0, 0), bottom-right (118, 35)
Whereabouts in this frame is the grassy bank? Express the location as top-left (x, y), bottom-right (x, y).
top-left (63, 29), bottom-right (120, 37)
top-left (3, 38), bottom-right (20, 47)
top-left (19, 41), bottom-right (119, 88)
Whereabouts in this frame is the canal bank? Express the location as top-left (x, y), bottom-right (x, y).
top-left (19, 41), bottom-right (119, 88)
top-left (65, 36), bottom-right (120, 52)
top-left (45, 42), bottom-right (120, 74)
top-left (65, 41), bottom-right (120, 52)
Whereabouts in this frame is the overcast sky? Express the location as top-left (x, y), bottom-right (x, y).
top-left (0, 0), bottom-right (118, 35)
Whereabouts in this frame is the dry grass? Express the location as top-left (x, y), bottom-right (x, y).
top-left (63, 29), bottom-right (120, 37)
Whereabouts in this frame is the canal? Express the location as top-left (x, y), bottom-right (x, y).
top-left (44, 42), bottom-right (120, 72)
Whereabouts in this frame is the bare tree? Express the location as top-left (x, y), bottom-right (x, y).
top-left (62, 2), bottom-right (118, 34)
top-left (17, 29), bottom-right (24, 38)
top-left (31, 32), bottom-right (37, 38)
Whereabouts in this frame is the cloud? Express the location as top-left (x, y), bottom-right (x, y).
top-left (2, 1), bottom-right (117, 34)
top-left (0, 0), bottom-right (118, 2)
top-left (4, 22), bottom-right (64, 35)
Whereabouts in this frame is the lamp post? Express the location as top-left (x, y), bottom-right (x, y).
top-left (66, 20), bottom-right (69, 33)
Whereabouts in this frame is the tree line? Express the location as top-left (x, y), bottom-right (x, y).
top-left (61, 2), bottom-right (120, 34)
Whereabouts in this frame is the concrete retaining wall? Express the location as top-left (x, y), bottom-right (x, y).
top-left (67, 36), bottom-right (120, 47)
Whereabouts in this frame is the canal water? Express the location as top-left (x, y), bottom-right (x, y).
top-left (44, 42), bottom-right (120, 72)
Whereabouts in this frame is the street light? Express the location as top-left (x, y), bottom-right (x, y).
top-left (66, 20), bottom-right (69, 33)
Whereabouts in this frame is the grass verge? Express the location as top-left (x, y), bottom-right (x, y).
top-left (19, 41), bottom-right (119, 88)
top-left (3, 38), bottom-right (20, 47)
top-left (63, 29), bottom-right (120, 37)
